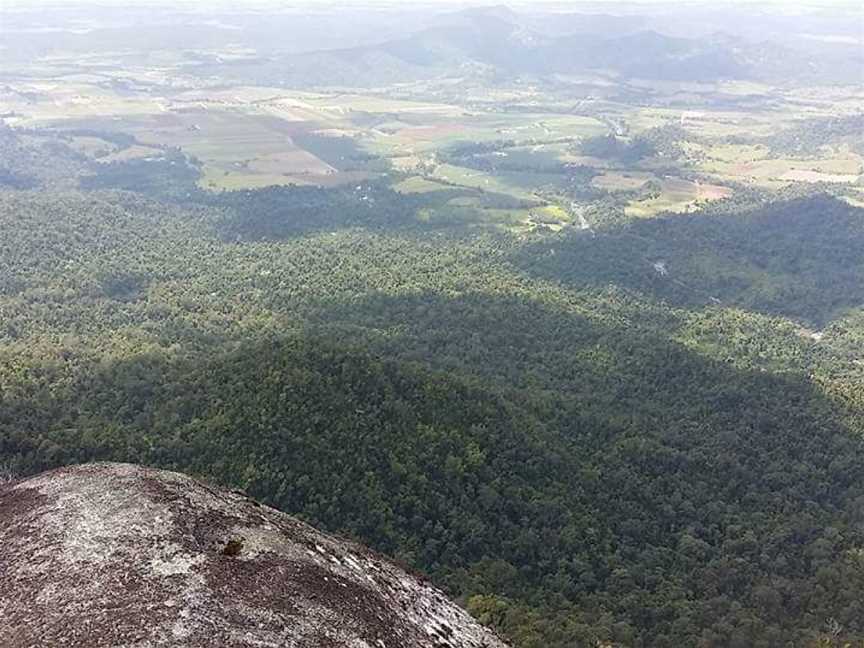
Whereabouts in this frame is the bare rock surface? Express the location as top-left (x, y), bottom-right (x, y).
top-left (0, 462), bottom-right (508, 648)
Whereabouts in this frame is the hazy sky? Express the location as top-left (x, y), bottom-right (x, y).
top-left (1, 0), bottom-right (859, 22)
top-left (2, 0), bottom-right (859, 6)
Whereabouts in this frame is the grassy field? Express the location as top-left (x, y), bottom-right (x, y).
top-left (591, 171), bottom-right (654, 192)
top-left (700, 154), bottom-right (863, 188)
top-left (2, 58), bottom-right (861, 206)
top-left (430, 164), bottom-right (570, 201)
top-left (625, 177), bottom-right (733, 217)
top-left (392, 176), bottom-right (454, 194)
top-left (393, 169), bottom-right (569, 231)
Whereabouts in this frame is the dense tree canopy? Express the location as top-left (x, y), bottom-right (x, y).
top-left (2, 181), bottom-right (864, 647)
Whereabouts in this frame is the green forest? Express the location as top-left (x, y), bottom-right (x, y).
top-left (3, 1), bottom-right (864, 644)
top-left (3, 170), bottom-right (864, 647)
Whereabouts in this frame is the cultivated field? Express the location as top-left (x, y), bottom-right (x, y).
top-left (2, 48), bottom-right (861, 226)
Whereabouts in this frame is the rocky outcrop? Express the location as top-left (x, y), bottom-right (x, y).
top-left (0, 463), bottom-right (508, 648)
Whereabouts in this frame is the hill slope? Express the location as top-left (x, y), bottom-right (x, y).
top-left (3, 189), bottom-right (864, 646)
top-left (193, 11), bottom-right (822, 87)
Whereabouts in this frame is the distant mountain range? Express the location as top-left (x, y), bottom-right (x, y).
top-left (191, 6), bottom-right (836, 88)
top-left (3, 4), bottom-right (855, 87)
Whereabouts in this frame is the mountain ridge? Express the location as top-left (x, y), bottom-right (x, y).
top-left (190, 13), bottom-right (822, 87)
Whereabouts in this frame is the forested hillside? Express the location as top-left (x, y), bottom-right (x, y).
top-left (3, 186), bottom-right (864, 647)
top-left (2, 2), bottom-right (863, 644)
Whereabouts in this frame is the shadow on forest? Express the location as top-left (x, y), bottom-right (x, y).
top-left (514, 194), bottom-right (864, 328)
top-left (4, 290), bottom-right (864, 645)
top-left (207, 182), bottom-right (535, 240)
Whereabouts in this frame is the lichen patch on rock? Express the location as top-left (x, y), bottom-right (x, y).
top-left (0, 462), bottom-right (508, 648)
